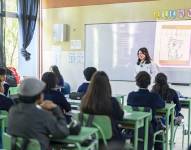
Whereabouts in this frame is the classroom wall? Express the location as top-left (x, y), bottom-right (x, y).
top-left (42, 0), bottom-right (156, 8)
top-left (42, 0), bottom-right (191, 97)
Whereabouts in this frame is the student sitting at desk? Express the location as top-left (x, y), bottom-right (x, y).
top-left (42, 72), bottom-right (71, 123)
top-left (0, 82), bottom-right (14, 149)
top-left (50, 65), bottom-right (64, 88)
top-left (0, 67), bottom-right (9, 96)
top-left (77, 67), bottom-right (97, 96)
top-left (127, 71), bottom-right (165, 150)
top-left (0, 82), bottom-right (14, 111)
top-left (151, 73), bottom-right (181, 116)
top-left (80, 71), bottom-right (124, 141)
top-left (7, 78), bottom-right (69, 150)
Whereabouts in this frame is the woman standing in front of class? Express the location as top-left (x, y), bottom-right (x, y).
top-left (135, 47), bottom-right (158, 80)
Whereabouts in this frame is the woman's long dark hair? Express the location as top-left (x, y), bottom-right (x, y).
top-left (137, 47), bottom-right (151, 65)
top-left (80, 71), bottom-right (112, 116)
top-left (50, 65), bottom-right (62, 83)
top-left (151, 73), bottom-right (171, 103)
top-left (41, 72), bottom-right (57, 91)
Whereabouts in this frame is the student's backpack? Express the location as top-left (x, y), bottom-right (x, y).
top-left (6, 67), bottom-right (20, 87)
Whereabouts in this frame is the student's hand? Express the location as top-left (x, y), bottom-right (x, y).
top-left (40, 100), bottom-right (57, 110)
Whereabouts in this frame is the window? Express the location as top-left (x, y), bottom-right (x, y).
top-left (3, 0), bottom-right (19, 69)
top-left (4, 17), bottom-right (18, 68)
top-left (5, 0), bottom-right (17, 13)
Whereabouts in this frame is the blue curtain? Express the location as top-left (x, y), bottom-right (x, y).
top-left (18, 0), bottom-right (39, 61)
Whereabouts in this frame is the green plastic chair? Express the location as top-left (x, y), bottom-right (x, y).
top-left (78, 113), bottom-right (112, 146)
top-left (3, 132), bottom-right (41, 150)
top-left (0, 110), bottom-right (8, 132)
top-left (115, 96), bottom-right (123, 107)
top-left (0, 110), bottom-right (8, 129)
top-left (123, 105), bottom-right (133, 112)
top-left (8, 86), bottom-right (19, 96)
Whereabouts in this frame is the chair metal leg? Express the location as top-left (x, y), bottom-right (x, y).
top-left (182, 124), bottom-right (185, 149)
top-left (173, 126), bottom-right (178, 143)
top-left (162, 131), bottom-right (165, 150)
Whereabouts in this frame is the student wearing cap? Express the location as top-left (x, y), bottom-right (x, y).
top-left (7, 78), bottom-right (69, 150)
top-left (77, 67), bottom-right (97, 95)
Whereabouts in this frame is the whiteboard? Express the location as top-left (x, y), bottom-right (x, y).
top-left (85, 22), bottom-right (156, 81)
top-left (85, 21), bottom-right (191, 83)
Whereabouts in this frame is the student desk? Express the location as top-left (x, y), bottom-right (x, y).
top-left (67, 98), bottom-right (81, 105)
top-left (156, 103), bottom-right (176, 150)
top-left (179, 97), bottom-right (191, 148)
top-left (67, 94), bottom-right (126, 109)
top-left (51, 127), bottom-right (99, 150)
top-left (67, 98), bottom-right (81, 110)
top-left (120, 110), bottom-right (151, 150)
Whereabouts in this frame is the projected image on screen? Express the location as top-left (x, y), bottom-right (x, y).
top-left (154, 21), bottom-right (191, 67)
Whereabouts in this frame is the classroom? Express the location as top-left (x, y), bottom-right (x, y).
top-left (0, 0), bottom-right (191, 150)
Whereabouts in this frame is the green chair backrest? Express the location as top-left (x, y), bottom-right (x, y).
top-left (3, 132), bottom-right (41, 150)
top-left (0, 115), bottom-right (6, 133)
top-left (123, 105), bottom-right (133, 112)
top-left (0, 110), bottom-right (8, 131)
top-left (115, 96), bottom-right (123, 107)
top-left (79, 113), bottom-right (112, 146)
top-left (8, 87), bottom-right (19, 96)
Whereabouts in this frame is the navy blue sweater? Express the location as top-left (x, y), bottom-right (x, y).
top-left (3, 83), bottom-right (9, 96)
top-left (127, 89), bottom-right (165, 130)
top-left (43, 90), bottom-right (71, 112)
top-left (0, 94), bottom-right (14, 111)
top-left (77, 82), bottom-right (89, 95)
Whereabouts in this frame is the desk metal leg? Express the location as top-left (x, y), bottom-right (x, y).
top-left (166, 110), bottom-right (170, 150)
top-left (75, 143), bottom-right (82, 150)
top-left (122, 96), bottom-right (125, 106)
top-left (170, 108), bottom-right (174, 150)
top-left (188, 100), bottom-right (191, 148)
top-left (144, 117), bottom-right (149, 150)
top-left (95, 132), bottom-right (99, 150)
top-left (134, 122), bottom-right (138, 150)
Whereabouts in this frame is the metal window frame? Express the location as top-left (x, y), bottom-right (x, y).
top-left (0, 0), bottom-right (18, 66)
